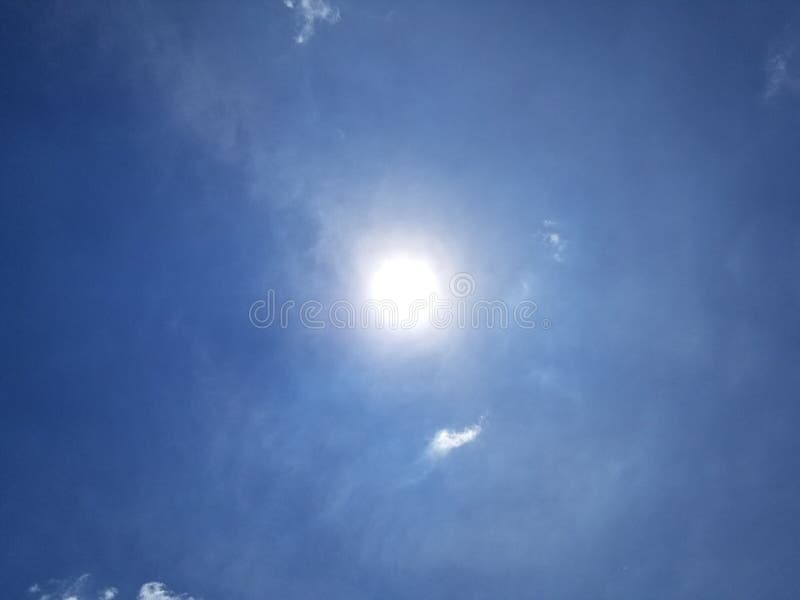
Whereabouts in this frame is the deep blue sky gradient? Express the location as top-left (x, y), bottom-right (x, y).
top-left (2, 1), bottom-right (800, 598)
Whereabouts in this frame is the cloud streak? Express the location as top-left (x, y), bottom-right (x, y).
top-left (26, 577), bottom-right (193, 600)
top-left (427, 422), bottom-right (482, 458)
top-left (765, 22), bottom-right (800, 100)
top-left (283, 0), bottom-right (341, 44)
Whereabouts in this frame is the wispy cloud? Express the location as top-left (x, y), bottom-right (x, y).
top-left (765, 21), bottom-right (800, 100)
top-left (28, 574), bottom-right (91, 600)
top-left (765, 41), bottom-right (798, 98)
top-left (283, 0), bottom-right (341, 45)
top-left (427, 422), bottom-right (482, 458)
top-left (540, 220), bottom-right (567, 262)
top-left (26, 577), bottom-right (194, 600)
top-left (138, 582), bottom-right (196, 600)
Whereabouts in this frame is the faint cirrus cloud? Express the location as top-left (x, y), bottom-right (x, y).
top-left (283, 0), bottom-right (341, 45)
top-left (765, 21), bottom-right (800, 100)
top-left (765, 42), bottom-right (798, 98)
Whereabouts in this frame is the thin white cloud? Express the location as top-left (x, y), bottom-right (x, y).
top-left (138, 582), bottom-right (196, 600)
top-left (765, 42), bottom-right (797, 98)
top-left (283, 0), bottom-right (341, 45)
top-left (428, 422), bottom-right (482, 458)
top-left (26, 578), bottom-right (194, 600)
top-left (27, 575), bottom-right (91, 600)
top-left (540, 220), bottom-right (567, 262)
top-left (765, 22), bottom-right (800, 100)
top-left (62, 574), bottom-right (91, 600)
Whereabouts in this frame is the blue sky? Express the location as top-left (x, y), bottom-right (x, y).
top-left (2, 1), bottom-right (800, 598)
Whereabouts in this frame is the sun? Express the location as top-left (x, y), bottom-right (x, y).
top-left (369, 257), bottom-right (439, 326)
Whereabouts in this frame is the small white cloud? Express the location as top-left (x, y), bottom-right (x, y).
top-left (540, 220), bottom-right (567, 262)
top-left (61, 574), bottom-right (91, 600)
top-left (138, 582), bottom-right (195, 600)
top-left (28, 575), bottom-right (92, 600)
top-left (27, 579), bottom-right (197, 600)
top-left (99, 588), bottom-right (118, 600)
top-left (283, 0), bottom-right (341, 44)
top-left (428, 423), bottom-right (482, 458)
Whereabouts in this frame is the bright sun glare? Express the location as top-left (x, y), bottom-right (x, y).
top-left (369, 257), bottom-right (439, 324)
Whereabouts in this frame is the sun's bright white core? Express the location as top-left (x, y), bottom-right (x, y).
top-left (369, 258), bottom-right (439, 325)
